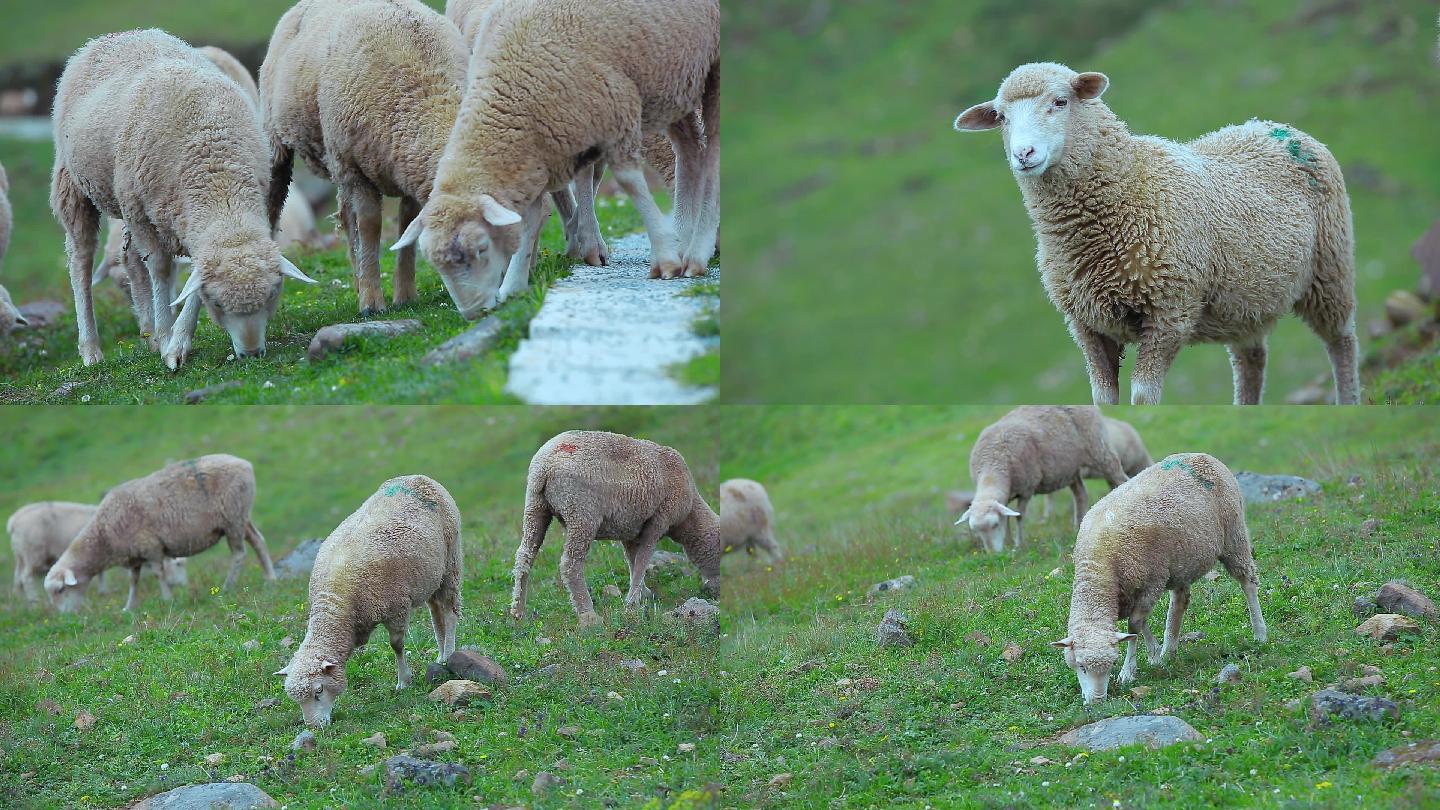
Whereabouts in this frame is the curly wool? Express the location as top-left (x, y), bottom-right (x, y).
top-left (719, 478), bottom-right (783, 561)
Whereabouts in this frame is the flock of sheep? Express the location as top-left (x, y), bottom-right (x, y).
top-left (20, 0), bottom-right (718, 369)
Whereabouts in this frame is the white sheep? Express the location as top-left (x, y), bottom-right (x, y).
top-left (51, 29), bottom-right (316, 369)
top-left (719, 478), bottom-right (783, 562)
top-left (955, 62), bottom-right (1359, 405)
top-left (957, 406), bottom-right (1128, 553)
top-left (44, 454), bottom-right (275, 612)
top-left (0, 161), bottom-right (24, 334)
top-left (1052, 452), bottom-right (1268, 703)
top-left (394, 0), bottom-right (721, 318)
top-left (511, 430), bottom-right (721, 629)
top-left (275, 475), bottom-right (462, 727)
top-left (8, 500), bottom-right (185, 601)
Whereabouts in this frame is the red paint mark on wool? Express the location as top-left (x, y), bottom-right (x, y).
top-left (556, 443), bottom-right (578, 453)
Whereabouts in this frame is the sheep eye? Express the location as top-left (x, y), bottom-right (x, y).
top-left (995, 112), bottom-right (1006, 124)
top-left (1054, 98), bottom-right (1068, 108)
top-left (314, 686), bottom-right (323, 699)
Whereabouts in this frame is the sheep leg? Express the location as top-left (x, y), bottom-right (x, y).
top-left (349, 185), bottom-right (386, 315)
top-left (1226, 339), bottom-right (1267, 405)
top-left (1221, 546), bottom-right (1268, 643)
top-left (611, 162), bottom-right (683, 279)
top-left (55, 167), bottom-right (104, 366)
top-left (337, 195), bottom-right (358, 293)
top-left (123, 565), bottom-right (142, 612)
top-left (621, 519), bottom-right (666, 611)
top-left (385, 617), bottom-right (411, 689)
top-left (95, 568), bottom-right (107, 595)
top-left (1011, 495), bottom-right (1029, 550)
top-left (1324, 332), bottom-right (1360, 405)
top-left (558, 520), bottom-right (600, 628)
top-left (221, 530), bottom-right (247, 592)
top-left (22, 569), bottom-right (43, 602)
top-left (1160, 586), bottom-right (1190, 660)
top-left (1116, 631), bottom-right (1139, 684)
top-left (1293, 254), bottom-right (1360, 405)
top-left (496, 196), bottom-right (549, 304)
top-left (244, 521), bottom-right (276, 580)
top-left (669, 112), bottom-right (704, 258)
top-left (393, 197), bottom-right (420, 306)
top-left (427, 598), bottom-right (456, 662)
top-left (509, 497), bottom-right (553, 622)
top-left (163, 295), bottom-right (201, 371)
top-left (143, 250), bottom-right (176, 352)
top-left (565, 162), bottom-right (608, 266)
top-left (1068, 479), bottom-right (1089, 529)
top-left (157, 567), bottom-right (173, 602)
top-left (675, 68), bottom-right (720, 276)
top-left (1068, 322), bottom-right (1121, 405)
top-left (756, 531), bottom-right (784, 563)
top-left (1130, 326), bottom-right (1188, 405)
top-left (121, 242), bottom-right (157, 350)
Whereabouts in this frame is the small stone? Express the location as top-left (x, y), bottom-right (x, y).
top-left (533, 663), bottom-right (561, 679)
top-left (280, 636), bottom-right (294, 648)
top-left (513, 769), bottom-right (529, 781)
top-left (768, 773), bottom-right (793, 788)
top-left (1385, 289), bottom-right (1426, 327)
top-left (677, 742), bottom-right (696, 753)
top-left (536, 637), bottom-right (553, 646)
top-left (426, 662), bottom-right (451, 685)
top-left (307, 319), bottom-right (422, 362)
top-left (419, 316), bottom-right (503, 365)
top-left (1288, 666), bottom-right (1314, 683)
top-left (1029, 756), bottom-right (1054, 766)
top-left (241, 640), bottom-right (260, 652)
top-left (428, 680), bottom-right (492, 707)
top-left (665, 597), bottom-right (721, 633)
top-left (1179, 631), bottom-right (1204, 643)
top-left (866, 575), bottom-right (916, 600)
top-left (619, 658), bottom-right (648, 675)
top-left (74, 710), bottom-right (96, 731)
top-left (1309, 688), bottom-right (1400, 724)
top-left (183, 380), bottom-right (244, 404)
top-left (253, 698), bottom-right (281, 712)
top-left (1355, 614), bottom-right (1421, 642)
top-left (601, 584), bottom-right (623, 598)
top-left (835, 678), bottom-right (853, 688)
top-left (37, 699), bottom-right (61, 716)
top-left (531, 771), bottom-right (562, 796)
top-left (1129, 686), bottom-right (1152, 699)
top-left (121, 635), bottom-right (136, 645)
top-left (225, 774), bottom-right (247, 783)
top-left (383, 755), bottom-right (472, 792)
top-left (415, 740), bottom-right (458, 758)
top-left (1372, 740), bottom-right (1440, 768)
top-left (1361, 664), bottom-right (1381, 677)
top-left (1001, 643), bottom-right (1024, 663)
top-left (1216, 664), bottom-right (1241, 684)
top-left (204, 753), bottom-right (227, 767)
top-left (551, 757), bottom-right (571, 772)
top-left (557, 725), bottom-right (581, 737)
top-left (129, 783), bottom-right (276, 809)
top-left (606, 691), bottom-right (624, 701)
top-left (1375, 581), bottom-right (1438, 620)
top-left (446, 650), bottom-right (509, 686)
top-left (1202, 569), bottom-right (1221, 582)
top-left (1353, 596), bottom-right (1379, 618)
top-left (274, 539), bottom-right (324, 580)
top-left (965, 631), bottom-right (991, 646)
top-left (361, 732), bottom-right (387, 748)
top-left (292, 730), bottom-right (316, 751)
top-left (1233, 472), bottom-right (1321, 504)
top-left (876, 609), bottom-right (913, 647)
top-left (1360, 518), bottom-right (1381, 538)
top-left (1341, 674), bottom-right (1385, 692)
top-left (1058, 715), bottom-right (1202, 751)
top-left (432, 730), bottom-right (455, 743)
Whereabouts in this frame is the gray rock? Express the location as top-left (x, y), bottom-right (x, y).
top-left (421, 316), bottom-right (503, 365)
top-left (1375, 581), bottom-right (1438, 620)
top-left (426, 662), bottom-right (450, 685)
top-left (306, 319), bottom-right (421, 362)
top-left (274, 538), bottom-right (324, 580)
top-left (291, 730), bottom-right (316, 751)
top-left (1234, 472), bottom-right (1321, 504)
top-left (646, 549), bottom-right (691, 571)
top-left (447, 649), bottom-right (508, 686)
top-left (382, 755), bottom-right (471, 792)
top-left (876, 609), bottom-right (913, 647)
top-left (1058, 715), bottom-right (1202, 751)
top-left (1216, 664), bottom-right (1241, 685)
top-left (131, 782), bottom-right (277, 809)
top-left (665, 597), bottom-right (720, 633)
top-left (531, 770), bottom-right (562, 796)
top-left (183, 380), bottom-right (243, 404)
top-left (16, 300), bottom-right (66, 328)
top-left (867, 575), bottom-right (916, 600)
top-left (1309, 688), bottom-right (1400, 724)
top-left (1353, 596), bottom-right (1379, 618)
top-left (532, 663), bottom-right (562, 680)
top-left (1372, 739), bottom-right (1440, 768)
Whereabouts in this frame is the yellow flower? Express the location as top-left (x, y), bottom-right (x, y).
top-left (210, 587), bottom-right (220, 596)
top-left (1315, 782), bottom-right (1332, 789)
top-left (828, 722), bottom-right (836, 728)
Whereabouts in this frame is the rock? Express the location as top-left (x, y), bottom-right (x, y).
top-left (1129, 686), bottom-right (1152, 699)
top-left (1359, 518), bottom-right (1381, 538)
top-left (415, 740), bottom-right (457, 758)
top-left (1355, 614), bottom-right (1421, 642)
top-left (37, 699), bottom-right (61, 716)
top-left (203, 753), bottom-right (227, 767)
top-left (1179, 631), bottom-right (1204, 643)
top-left (383, 755), bottom-right (471, 792)
top-left (768, 773), bottom-right (793, 788)
top-left (1361, 664), bottom-right (1381, 676)
top-left (1288, 666), bottom-right (1314, 683)
top-left (184, 380), bottom-right (243, 404)
top-left (74, 710), bottom-right (96, 731)
top-left (361, 732), bottom-right (387, 748)
top-left (665, 597), bottom-right (720, 633)
top-left (1342, 674), bottom-right (1385, 692)
top-left (446, 650), bottom-right (508, 686)
top-left (557, 726), bottom-right (580, 737)
top-left (426, 663), bottom-right (450, 685)
top-left (16, 300), bottom-right (66, 328)
top-left (253, 698), bottom-right (280, 712)
top-left (551, 757), bottom-right (571, 771)
top-left (1309, 688), bottom-right (1399, 724)
top-left (876, 609), bottom-right (913, 647)
top-left (130, 782), bottom-right (277, 809)
top-left (1385, 289), bottom-right (1426, 328)
top-left (1216, 664), bottom-right (1241, 684)
top-left (241, 640), bottom-right (260, 652)
top-left (606, 691), bottom-right (624, 701)
top-left (601, 584), bottom-right (623, 598)
top-left (646, 550), bottom-right (690, 571)
top-left (307, 319), bottom-right (421, 362)
top-left (619, 658), bottom-right (648, 675)
top-left (1058, 715), bottom-right (1202, 751)
top-left (274, 538), bottom-right (324, 580)
top-left (279, 636), bottom-right (294, 648)
top-left (428, 680), bottom-right (492, 707)
top-left (866, 575), bottom-right (916, 600)
top-left (1353, 597), bottom-right (1379, 618)
top-left (1233, 472), bottom-right (1321, 504)
top-left (420, 316), bottom-right (503, 365)
top-left (292, 730), bottom-right (316, 751)
top-left (1000, 643), bottom-right (1023, 663)
top-left (1375, 581), bottom-right (1438, 620)
top-left (432, 730), bottom-right (455, 743)
top-left (965, 631), bottom-right (992, 646)
top-left (1372, 740), bottom-right (1440, 768)
top-left (531, 771), bottom-right (562, 795)
top-left (677, 742), bottom-right (696, 753)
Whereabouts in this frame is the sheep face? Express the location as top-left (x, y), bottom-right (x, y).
top-left (278, 658), bottom-right (345, 727)
top-left (175, 240), bottom-right (315, 358)
top-left (956, 499), bottom-right (1019, 553)
top-left (395, 193), bottom-right (522, 320)
top-left (162, 557), bottom-right (188, 587)
top-left (0, 285), bottom-right (27, 333)
top-left (1051, 630), bottom-right (1137, 704)
top-left (43, 564), bottom-right (91, 613)
top-left (953, 64), bottom-right (1109, 177)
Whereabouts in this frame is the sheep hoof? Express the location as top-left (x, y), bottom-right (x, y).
top-left (682, 260), bottom-right (709, 278)
top-left (650, 260), bottom-right (684, 280)
top-left (80, 345), bottom-right (104, 367)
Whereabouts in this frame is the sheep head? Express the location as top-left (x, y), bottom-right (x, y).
top-left (1051, 628), bottom-right (1137, 704)
top-left (43, 555), bottom-right (92, 613)
top-left (173, 233), bottom-right (315, 360)
top-left (956, 499), bottom-right (1020, 553)
top-left (954, 62), bottom-right (1109, 178)
top-left (277, 655), bottom-right (346, 727)
top-left (392, 192), bottom-right (523, 321)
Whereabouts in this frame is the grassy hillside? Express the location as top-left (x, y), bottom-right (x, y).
top-left (723, 0), bottom-right (1440, 403)
top-left (713, 406), bottom-right (1440, 806)
top-left (0, 405), bottom-right (724, 809)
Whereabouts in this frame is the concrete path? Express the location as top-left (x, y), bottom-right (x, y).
top-left (505, 232), bottom-right (718, 404)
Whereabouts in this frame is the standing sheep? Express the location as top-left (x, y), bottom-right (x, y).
top-left (957, 406), bottom-right (1128, 553)
top-left (1045, 415), bottom-right (1154, 520)
top-left (394, 0), bottom-right (721, 318)
top-left (51, 29), bottom-right (316, 369)
top-left (0, 161), bottom-right (25, 334)
top-left (511, 430), bottom-right (721, 629)
top-left (719, 478), bottom-right (784, 562)
top-left (8, 501), bottom-right (185, 601)
top-left (43, 454), bottom-right (275, 612)
top-left (954, 62), bottom-right (1359, 405)
top-left (1052, 453), bottom-right (1267, 703)
top-left (275, 475), bottom-right (462, 727)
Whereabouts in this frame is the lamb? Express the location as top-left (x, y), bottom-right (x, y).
top-left (0, 161), bottom-right (24, 334)
top-left (954, 62), bottom-right (1359, 405)
top-left (8, 500), bottom-right (185, 601)
top-left (275, 475), bottom-right (462, 727)
top-left (51, 29), bottom-right (316, 369)
top-left (957, 406), bottom-right (1129, 553)
top-left (719, 478), bottom-right (784, 562)
top-left (394, 0), bottom-right (721, 318)
top-left (511, 430), bottom-right (721, 628)
top-left (1051, 452), bottom-right (1267, 703)
top-left (43, 454), bottom-right (275, 612)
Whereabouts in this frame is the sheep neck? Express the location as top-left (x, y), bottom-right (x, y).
top-left (299, 591), bottom-right (359, 662)
top-left (435, 91), bottom-right (545, 213)
top-left (1068, 557), bottom-right (1121, 633)
top-left (1015, 104), bottom-right (1143, 228)
top-left (973, 471), bottom-right (1012, 505)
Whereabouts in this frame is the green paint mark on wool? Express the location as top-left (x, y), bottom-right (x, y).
top-left (1268, 127), bottom-right (1323, 189)
top-left (383, 482), bottom-right (438, 511)
top-left (1269, 127), bottom-right (1290, 140)
top-left (1159, 457), bottom-right (1215, 490)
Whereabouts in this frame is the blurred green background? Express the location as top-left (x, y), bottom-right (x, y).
top-left (723, 0), bottom-right (1440, 403)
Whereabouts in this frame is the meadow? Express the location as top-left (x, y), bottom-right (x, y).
top-left (722, 0), bottom-right (1440, 404)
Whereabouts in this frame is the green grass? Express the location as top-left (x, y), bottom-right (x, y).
top-left (713, 406), bottom-right (1440, 806)
top-left (0, 405), bottom-right (724, 809)
top-left (723, 0), bottom-right (1440, 403)
top-left (674, 281), bottom-right (721, 389)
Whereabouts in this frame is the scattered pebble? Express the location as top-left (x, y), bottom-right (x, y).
top-left (1355, 614), bottom-right (1420, 642)
top-left (876, 609), bottom-right (913, 647)
top-left (292, 730), bottom-right (316, 751)
top-left (383, 755), bottom-right (471, 792)
top-left (361, 732), bottom-right (387, 749)
top-left (427, 680), bottom-right (492, 707)
top-left (1288, 666), bottom-right (1314, 683)
top-left (531, 771), bottom-right (562, 796)
top-left (74, 710), bottom-right (97, 731)
top-left (1216, 664), bottom-right (1241, 684)
top-left (241, 640), bottom-right (260, 652)
top-left (1001, 643), bottom-right (1024, 663)
top-left (203, 753), bottom-right (226, 767)
top-left (768, 773), bottom-right (793, 788)
top-left (677, 742), bottom-right (696, 753)
top-left (1309, 688), bottom-right (1400, 724)
top-left (601, 584), bottom-right (623, 598)
top-left (415, 740), bottom-right (457, 758)
top-left (866, 575), bottom-right (916, 600)
top-left (557, 726), bottom-right (580, 737)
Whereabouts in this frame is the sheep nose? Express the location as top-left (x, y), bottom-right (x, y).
top-left (1015, 146), bottom-right (1036, 161)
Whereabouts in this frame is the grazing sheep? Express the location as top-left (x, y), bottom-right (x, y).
top-left (719, 478), bottom-right (783, 562)
top-left (957, 406), bottom-right (1128, 553)
top-left (511, 430), bottom-right (721, 628)
top-left (8, 501), bottom-right (185, 601)
top-left (394, 0), bottom-right (721, 318)
top-left (954, 62), bottom-right (1359, 405)
top-left (275, 475), bottom-right (462, 727)
top-left (1044, 416), bottom-right (1154, 520)
top-left (1051, 453), bottom-right (1267, 703)
top-left (51, 29), bottom-right (316, 368)
top-left (262, 0), bottom-right (468, 316)
top-left (0, 162), bottom-right (24, 334)
top-left (44, 454), bottom-right (275, 612)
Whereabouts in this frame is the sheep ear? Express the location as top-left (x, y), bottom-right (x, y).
top-left (319, 659), bottom-right (340, 674)
top-left (954, 101), bottom-right (1000, 131)
top-left (63, 569), bottom-right (78, 586)
top-left (1115, 632), bottom-right (1138, 643)
top-left (391, 212), bottom-right (425, 251)
top-left (954, 507), bottom-right (972, 525)
top-left (171, 270), bottom-right (203, 308)
top-left (479, 194), bottom-right (522, 226)
top-left (1049, 638), bottom-right (1073, 649)
top-left (1072, 72), bottom-right (1109, 100)
top-left (998, 504), bottom-right (1021, 518)
top-left (14, 313), bottom-right (28, 326)
top-left (273, 664), bottom-right (291, 677)
top-left (279, 256), bottom-right (317, 284)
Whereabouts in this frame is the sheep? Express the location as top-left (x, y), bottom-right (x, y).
top-left (43, 454), bottom-right (275, 612)
top-left (0, 161), bottom-right (24, 334)
top-left (261, 0), bottom-right (469, 316)
top-left (954, 62), bottom-right (1360, 405)
top-left (8, 500), bottom-right (186, 601)
top-left (51, 29), bottom-right (316, 369)
top-left (719, 478), bottom-right (783, 562)
top-left (1043, 416), bottom-right (1154, 520)
top-left (393, 0), bottom-right (721, 319)
top-left (957, 406), bottom-right (1129, 553)
top-left (275, 475), bottom-right (462, 727)
top-left (510, 430), bottom-right (721, 629)
top-left (1051, 452), bottom-right (1268, 703)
